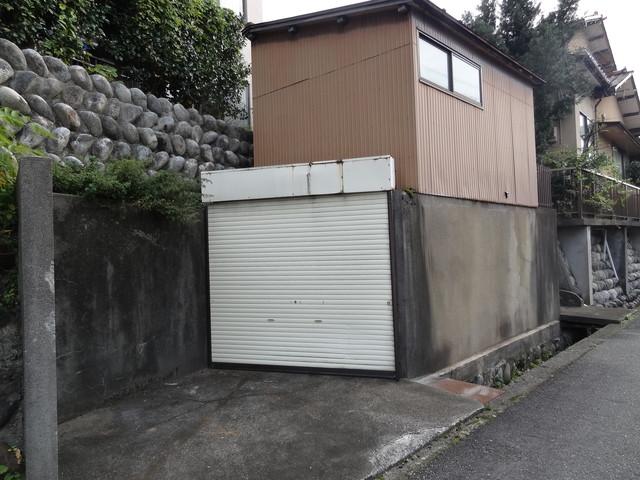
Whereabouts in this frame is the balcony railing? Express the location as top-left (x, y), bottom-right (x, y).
top-left (550, 167), bottom-right (640, 221)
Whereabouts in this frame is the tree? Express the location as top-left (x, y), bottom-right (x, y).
top-left (462, 0), bottom-right (502, 48)
top-left (463, 0), bottom-right (590, 154)
top-left (498, 0), bottom-right (541, 58)
top-left (0, 0), bottom-right (249, 118)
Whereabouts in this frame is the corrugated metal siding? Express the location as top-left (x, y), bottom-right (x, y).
top-left (208, 192), bottom-right (395, 371)
top-left (411, 14), bottom-right (538, 207)
top-left (251, 12), bottom-right (419, 190)
top-left (250, 11), bottom-right (538, 207)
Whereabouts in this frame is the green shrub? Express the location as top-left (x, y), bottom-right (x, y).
top-left (53, 159), bottom-right (202, 223)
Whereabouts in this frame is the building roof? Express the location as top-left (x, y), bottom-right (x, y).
top-left (599, 122), bottom-right (640, 156)
top-left (244, 0), bottom-right (545, 86)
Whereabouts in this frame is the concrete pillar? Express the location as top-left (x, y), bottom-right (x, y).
top-left (558, 226), bottom-right (592, 305)
top-left (18, 157), bottom-right (58, 480)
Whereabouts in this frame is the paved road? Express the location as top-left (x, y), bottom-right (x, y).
top-left (399, 319), bottom-right (640, 480)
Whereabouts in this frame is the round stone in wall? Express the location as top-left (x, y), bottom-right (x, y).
top-left (70, 134), bottom-right (95, 157)
top-left (62, 84), bottom-right (86, 110)
top-left (136, 111), bottom-right (158, 129)
top-left (201, 131), bottom-right (218, 145)
top-left (112, 82), bottom-right (131, 103)
top-left (156, 132), bottom-right (173, 154)
top-left (22, 49), bottom-right (48, 77)
top-left (69, 65), bottom-right (93, 91)
top-left (79, 110), bottom-right (103, 137)
top-left (104, 98), bottom-right (121, 119)
top-left (0, 58), bottom-right (14, 84)
top-left (121, 122), bottom-right (140, 143)
top-left (53, 103), bottom-right (81, 130)
top-left (138, 127), bottom-right (158, 149)
top-left (84, 91), bottom-right (108, 114)
top-left (62, 155), bottom-right (84, 169)
top-left (101, 115), bottom-right (121, 140)
top-left (133, 144), bottom-right (152, 161)
top-left (18, 122), bottom-right (47, 148)
top-left (0, 86), bottom-right (30, 114)
top-left (24, 94), bottom-right (54, 121)
top-left (168, 155), bottom-right (186, 172)
top-left (112, 141), bottom-right (131, 160)
top-left (185, 138), bottom-right (200, 158)
top-left (9, 70), bottom-right (37, 94)
top-left (173, 103), bottom-right (190, 122)
top-left (183, 158), bottom-right (198, 178)
top-left (171, 135), bottom-right (186, 156)
top-left (91, 74), bottom-right (113, 98)
top-left (152, 151), bottom-right (170, 170)
top-left (43, 56), bottom-right (70, 82)
top-left (175, 121), bottom-right (192, 138)
top-left (46, 127), bottom-right (71, 154)
top-left (188, 108), bottom-right (203, 125)
top-left (119, 103), bottom-right (143, 124)
top-left (130, 88), bottom-right (147, 108)
top-left (202, 114), bottom-right (217, 131)
top-left (27, 76), bottom-right (63, 99)
top-left (92, 137), bottom-right (114, 161)
top-left (156, 115), bottom-right (175, 133)
top-left (0, 39), bottom-right (27, 71)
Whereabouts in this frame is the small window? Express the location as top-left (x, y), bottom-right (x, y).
top-left (452, 55), bottom-right (481, 103)
top-left (419, 38), bottom-right (450, 90)
top-left (579, 113), bottom-right (591, 152)
top-left (418, 34), bottom-right (482, 105)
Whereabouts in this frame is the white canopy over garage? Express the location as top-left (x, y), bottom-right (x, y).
top-left (201, 157), bottom-right (397, 373)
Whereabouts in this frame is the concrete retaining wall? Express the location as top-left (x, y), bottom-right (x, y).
top-left (1, 194), bottom-right (208, 441)
top-left (391, 191), bottom-right (559, 378)
top-left (53, 194), bottom-right (208, 420)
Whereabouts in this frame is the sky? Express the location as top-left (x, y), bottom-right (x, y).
top-left (260, 0), bottom-right (639, 73)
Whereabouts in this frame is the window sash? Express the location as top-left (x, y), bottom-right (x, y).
top-left (418, 34), bottom-right (482, 106)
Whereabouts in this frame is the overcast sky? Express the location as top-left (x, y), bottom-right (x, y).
top-left (261, 0), bottom-right (638, 73)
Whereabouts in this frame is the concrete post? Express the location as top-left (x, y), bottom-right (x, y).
top-left (18, 157), bottom-right (58, 480)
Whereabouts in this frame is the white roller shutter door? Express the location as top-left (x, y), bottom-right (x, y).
top-left (208, 191), bottom-right (395, 372)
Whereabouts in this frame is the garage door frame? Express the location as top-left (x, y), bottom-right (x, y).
top-left (202, 157), bottom-right (399, 378)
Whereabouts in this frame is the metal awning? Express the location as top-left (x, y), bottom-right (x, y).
top-left (599, 122), bottom-right (640, 156)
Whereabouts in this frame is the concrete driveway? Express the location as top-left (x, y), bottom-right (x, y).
top-left (59, 369), bottom-right (481, 480)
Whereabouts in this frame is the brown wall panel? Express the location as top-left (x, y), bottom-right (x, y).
top-left (252, 12), bottom-right (419, 189)
top-left (251, 10), bottom-right (538, 207)
top-left (411, 13), bottom-right (538, 207)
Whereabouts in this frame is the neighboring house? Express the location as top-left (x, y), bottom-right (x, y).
top-left (204, 0), bottom-right (560, 380)
top-left (555, 15), bottom-right (640, 176)
top-left (219, 0), bottom-right (264, 125)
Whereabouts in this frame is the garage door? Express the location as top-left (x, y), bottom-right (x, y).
top-left (208, 191), bottom-right (395, 373)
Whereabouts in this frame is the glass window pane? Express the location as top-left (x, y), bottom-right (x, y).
top-left (452, 55), bottom-right (481, 103)
top-left (419, 38), bottom-right (449, 90)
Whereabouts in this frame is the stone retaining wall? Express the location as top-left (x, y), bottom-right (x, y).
top-left (591, 233), bottom-right (624, 307)
top-left (0, 38), bottom-right (252, 175)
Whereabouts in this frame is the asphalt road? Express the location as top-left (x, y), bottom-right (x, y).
top-left (398, 319), bottom-right (640, 480)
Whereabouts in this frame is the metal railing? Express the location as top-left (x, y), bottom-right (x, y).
top-left (550, 167), bottom-right (640, 221)
top-left (537, 165), bottom-right (553, 208)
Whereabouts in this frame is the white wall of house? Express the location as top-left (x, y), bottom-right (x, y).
top-left (220, 0), bottom-right (264, 125)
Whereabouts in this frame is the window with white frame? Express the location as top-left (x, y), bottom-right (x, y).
top-left (418, 34), bottom-right (482, 105)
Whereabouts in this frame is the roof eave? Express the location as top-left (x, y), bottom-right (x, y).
top-left (244, 0), bottom-right (545, 87)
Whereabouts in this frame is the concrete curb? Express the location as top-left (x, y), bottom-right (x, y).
top-left (380, 315), bottom-right (637, 479)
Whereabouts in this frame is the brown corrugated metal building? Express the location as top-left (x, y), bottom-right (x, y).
top-left (242, 1), bottom-right (560, 379)
top-left (247, 0), bottom-right (543, 207)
